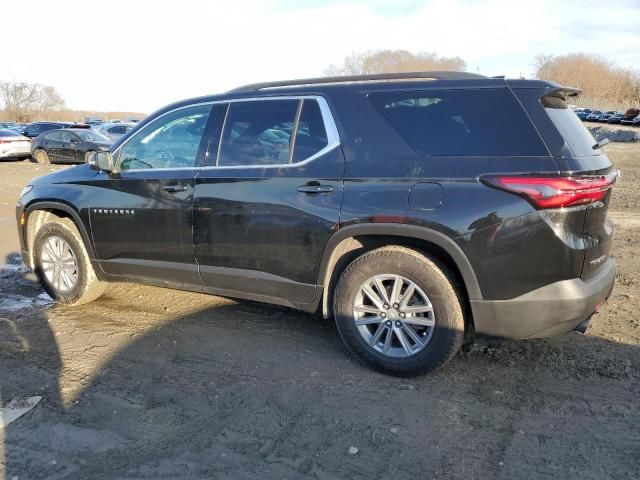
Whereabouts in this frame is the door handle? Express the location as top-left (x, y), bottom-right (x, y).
top-left (162, 184), bottom-right (188, 193)
top-left (297, 183), bottom-right (334, 194)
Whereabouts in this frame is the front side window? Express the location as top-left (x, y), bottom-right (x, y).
top-left (369, 88), bottom-right (547, 157)
top-left (118, 104), bottom-right (212, 170)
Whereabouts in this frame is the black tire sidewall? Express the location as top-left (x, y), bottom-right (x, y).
top-left (334, 248), bottom-right (464, 375)
top-left (34, 222), bottom-right (89, 304)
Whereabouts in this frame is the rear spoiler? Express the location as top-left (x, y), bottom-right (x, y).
top-left (541, 87), bottom-right (581, 108)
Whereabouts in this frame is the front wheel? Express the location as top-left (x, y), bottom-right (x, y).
top-left (33, 218), bottom-right (106, 305)
top-left (333, 246), bottom-right (465, 376)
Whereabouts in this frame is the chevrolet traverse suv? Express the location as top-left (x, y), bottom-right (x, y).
top-left (16, 72), bottom-right (617, 376)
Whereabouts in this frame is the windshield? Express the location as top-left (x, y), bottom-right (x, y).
top-left (75, 130), bottom-right (111, 142)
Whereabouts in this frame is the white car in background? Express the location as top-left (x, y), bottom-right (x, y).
top-left (0, 129), bottom-right (31, 160)
top-left (96, 122), bottom-right (135, 141)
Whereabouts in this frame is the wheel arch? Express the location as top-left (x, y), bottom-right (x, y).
top-left (23, 201), bottom-right (96, 270)
top-left (318, 224), bottom-right (482, 320)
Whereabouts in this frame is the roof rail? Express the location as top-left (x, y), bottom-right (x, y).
top-left (229, 71), bottom-right (487, 92)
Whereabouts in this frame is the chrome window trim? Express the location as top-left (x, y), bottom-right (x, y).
top-left (113, 96), bottom-right (340, 173)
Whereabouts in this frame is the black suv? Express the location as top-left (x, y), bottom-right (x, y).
top-left (16, 72), bottom-right (617, 375)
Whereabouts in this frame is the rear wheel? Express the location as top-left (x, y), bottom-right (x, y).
top-left (333, 246), bottom-right (465, 376)
top-left (33, 218), bottom-right (106, 305)
top-left (34, 149), bottom-right (50, 165)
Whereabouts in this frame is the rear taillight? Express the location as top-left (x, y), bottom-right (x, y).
top-left (482, 172), bottom-right (618, 209)
top-left (0, 139), bottom-right (12, 144)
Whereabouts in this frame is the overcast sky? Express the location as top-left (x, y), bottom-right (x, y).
top-left (4, 0), bottom-right (639, 113)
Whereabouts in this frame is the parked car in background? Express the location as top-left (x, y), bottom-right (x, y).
top-left (620, 108), bottom-right (639, 125)
top-left (585, 110), bottom-right (603, 121)
top-left (0, 122), bottom-right (18, 130)
top-left (96, 122), bottom-right (135, 141)
top-left (597, 111), bottom-right (618, 123)
top-left (607, 112), bottom-right (625, 124)
top-left (16, 72), bottom-right (618, 376)
top-left (0, 129), bottom-right (31, 160)
top-left (31, 128), bottom-right (111, 164)
top-left (576, 108), bottom-right (592, 120)
top-left (21, 122), bottom-right (71, 138)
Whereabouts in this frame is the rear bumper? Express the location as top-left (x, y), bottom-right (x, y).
top-left (471, 257), bottom-right (616, 338)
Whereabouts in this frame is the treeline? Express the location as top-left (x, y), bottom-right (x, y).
top-left (533, 53), bottom-right (640, 111)
top-left (327, 50), bottom-right (640, 111)
top-left (0, 80), bottom-right (145, 123)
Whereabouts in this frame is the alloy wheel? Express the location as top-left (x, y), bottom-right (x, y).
top-left (40, 235), bottom-right (79, 292)
top-left (352, 274), bottom-right (435, 358)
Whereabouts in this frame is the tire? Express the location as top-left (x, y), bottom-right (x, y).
top-left (34, 149), bottom-right (50, 165)
top-left (33, 218), bottom-right (106, 305)
top-left (333, 246), bottom-right (465, 376)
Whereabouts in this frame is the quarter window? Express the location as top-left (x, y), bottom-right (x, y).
top-left (118, 104), bottom-right (212, 170)
top-left (369, 89), bottom-right (547, 156)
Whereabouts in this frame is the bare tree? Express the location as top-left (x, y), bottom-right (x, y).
top-left (0, 81), bottom-right (66, 121)
top-left (325, 50), bottom-right (466, 76)
top-left (0, 81), bottom-right (41, 122)
top-left (36, 85), bottom-right (66, 118)
top-left (533, 53), bottom-right (640, 111)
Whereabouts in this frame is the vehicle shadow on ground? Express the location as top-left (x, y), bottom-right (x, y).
top-left (1, 255), bottom-right (639, 479)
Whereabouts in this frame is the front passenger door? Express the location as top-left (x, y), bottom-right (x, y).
top-left (88, 104), bottom-right (217, 284)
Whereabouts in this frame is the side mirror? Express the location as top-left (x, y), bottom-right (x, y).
top-left (88, 151), bottom-right (115, 172)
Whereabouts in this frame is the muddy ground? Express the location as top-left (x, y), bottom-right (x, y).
top-left (0, 141), bottom-right (639, 479)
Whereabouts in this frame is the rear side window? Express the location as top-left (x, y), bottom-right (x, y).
top-left (292, 100), bottom-right (329, 163)
top-left (44, 130), bottom-right (63, 141)
top-left (543, 95), bottom-right (599, 157)
top-left (218, 100), bottom-right (298, 166)
top-left (216, 99), bottom-right (329, 167)
top-left (369, 88), bottom-right (547, 156)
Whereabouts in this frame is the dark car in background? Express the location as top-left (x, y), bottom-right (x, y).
top-left (585, 110), bottom-right (603, 121)
top-left (607, 112), bottom-right (625, 124)
top-left (576, 108), bottom-right (592, 120)
top-left (16, 72), bottom-right (617, 376)
top-left (21, 121), bottom-right (72, 138)
top-left (597, 111), bottom-right (618, 122)
top-left (30, 128), bottom-right (111, 164)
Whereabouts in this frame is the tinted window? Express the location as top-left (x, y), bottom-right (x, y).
top-left (60, 131), bottom-right (76, 143)
top-left (0, 129), bottom-right (19, 137)
top-left (44, 130), bottom-right (63, 141)
top-left (118, 104), bottom-right (212, 170)
top-left (109, 126), bottom-right (126, 134)
top-left (217, 100), bottom-right (299, 166)
top-left (369, 89), bottom-right (547, 156)
top-left (543, 95), bottom-right (599, 157)
top-left (292, 100), bottom-right (329, 163)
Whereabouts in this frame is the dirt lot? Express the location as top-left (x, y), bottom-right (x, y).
top-left (1, 143), bottom-right (639, 479)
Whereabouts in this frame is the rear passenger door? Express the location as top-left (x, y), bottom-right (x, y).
top-left (43, 130), bottom-right (64, 161)
top-left (193, 97), bottom-right (344, 305)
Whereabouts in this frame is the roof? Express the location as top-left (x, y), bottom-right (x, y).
top-left (230, 71), bottom-right (487, 93)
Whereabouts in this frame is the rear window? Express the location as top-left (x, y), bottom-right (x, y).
top-left (543, 95), bottom-right (599, 157)
top-left (369, 88), bottom-right (547, 157)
